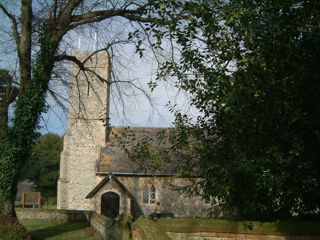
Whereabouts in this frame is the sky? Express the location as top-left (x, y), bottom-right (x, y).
top-left (0, 4), bottom-right (197, 136)
top-left (37, 32), bottom-right (196, 136)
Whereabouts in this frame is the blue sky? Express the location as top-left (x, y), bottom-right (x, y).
top-left (38, 55), bottom-right (195, 135)
top-left (0, 6), bottom-right (197, 136)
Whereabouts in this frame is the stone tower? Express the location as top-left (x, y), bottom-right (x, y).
top-left (57, 50), bottom-right (110, 210)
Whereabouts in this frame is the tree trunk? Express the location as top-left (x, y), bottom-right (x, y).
top-left (18, 0), bottom-right (32, 95)
top-left (0, 188), bottom-right (30, 239)
top-left (0, 191), bottom-right (17, 224)
top-left (0, 103), bottom-right (14, 225)
top-left (0, 28), bottom-right (58, 239)
top-left (0, 103), bottom-right (8, 147)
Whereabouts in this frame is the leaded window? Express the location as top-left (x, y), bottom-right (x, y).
top-left (143, 184), bottom-right (156, 204)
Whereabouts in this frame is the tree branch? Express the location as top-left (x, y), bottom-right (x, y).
top-left (59, 0), bottom-right (82, 19)
top-left (70, 8), bottom-right (164, 28)
top-left (6, 86), bottom-right (19, 105)
top-left (54, 54), bottom-right (110, 85)
top-left (0, 3), bottom-right (20, 48)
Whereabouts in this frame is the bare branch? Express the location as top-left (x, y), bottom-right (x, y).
top-left (52, 0), bottom-right (58, 20)
top-left (54, 53), bottom-right (109, 85)
top-left (59, 0), bottom-right (82, 19)
top-left (0, 3), bottom-right (20, 48)
top-left (70, 8), bottom-right (163, 28)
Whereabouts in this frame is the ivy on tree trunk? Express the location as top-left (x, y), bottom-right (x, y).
top-left (0, 29), bottom-right (57, 227)
top-left (0, 103), bottom-right (8, 147)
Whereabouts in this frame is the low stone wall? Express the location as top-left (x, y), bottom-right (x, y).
top-left (16, 208), bottom-right (115, 240)
top-left (132, 217), bottom-right (171, 240)
top-left (167, 232), bottom-right (320, 240)
top-left (18, 209), bottom-right (320, 240)
top-left (87, 212), bottom-right (115, 240)
top-left (132, 218), bottom-right (320, 240)
top-left (16, 208), bottom-right (88, 222)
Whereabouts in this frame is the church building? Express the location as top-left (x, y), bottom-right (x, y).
top-left (57, 51), bottom-right (210, 218)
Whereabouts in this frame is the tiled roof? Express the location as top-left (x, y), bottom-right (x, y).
top-left (96, 127), bottom-right (181, 175)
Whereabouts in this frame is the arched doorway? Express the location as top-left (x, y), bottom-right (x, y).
top-left (101, 192), bottom-right (120, 218)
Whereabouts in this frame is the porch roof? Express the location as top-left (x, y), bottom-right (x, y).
top-left (85, 174), bottom-right (135, 200)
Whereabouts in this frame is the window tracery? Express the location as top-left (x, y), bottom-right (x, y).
top-left (143, 184), bottom-right (156, 204)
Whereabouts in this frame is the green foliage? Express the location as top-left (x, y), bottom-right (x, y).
top-left (0, 69), bottom-right (17, 147)
top-left (20, 133), bottom-right (63, 197)
top-left (0, 69), bottom-right (13, 100)
top-left (155, 0), bottom-right (320, 220)
top-left (115, 127), bottom-right (201, 177)
top-left (115, 128), bottom-right (169, 173)
top-left (0, 28), bottom-right (58, 208)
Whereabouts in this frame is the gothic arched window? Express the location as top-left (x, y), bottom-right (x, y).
top-left (143, 184), bottom-right (156, 204)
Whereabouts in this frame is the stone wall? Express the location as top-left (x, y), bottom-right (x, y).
top-left (16, 209), bottom-right (115, 240)
top-left (90, 175), bottom-right (211, 217)
top-left (167, 232), bottom-right (320, 240)
top-left (91, 176), bottom-right (132, 216)
top-left (16, 208), bottom-right (88, 222)
top-left (132, 218), bottom-right (320, 240)
top-left (87, 212), bottom-right (115, 240)
top-left (57, 50), bottom-right (110, 210)
top-left (132, 217), bottom-right (171, 240)
top-left (17, 209), bottom-right (320, 240)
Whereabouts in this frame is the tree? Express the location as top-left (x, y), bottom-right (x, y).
top-left (20, 133), bottom-right (63, 198)
top-left (0, 0), bottom-right (192, 236)
top-left (156, 0), bottom-right (320, 220)
top-left (0, 69), bottom-right (18, 146)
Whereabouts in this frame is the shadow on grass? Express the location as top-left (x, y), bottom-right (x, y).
top-left (26, 221), bottom-right (90, 240)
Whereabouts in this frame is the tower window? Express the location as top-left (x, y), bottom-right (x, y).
top-left (143, 184), bottom-right (156, 204)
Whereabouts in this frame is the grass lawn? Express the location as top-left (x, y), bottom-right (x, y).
top-left (21, 220), bottom-right (96, 240)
